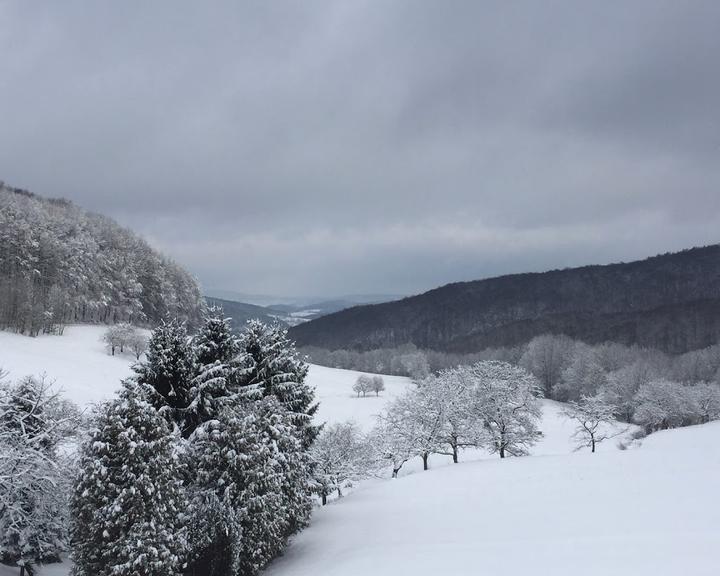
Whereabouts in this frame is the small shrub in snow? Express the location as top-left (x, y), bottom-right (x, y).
top-left (561, 392), bottom-right (619, 453)
top-left (311, 421), bottom-right (370, 504)
top-left (370, 375), bottom-right (385, 396)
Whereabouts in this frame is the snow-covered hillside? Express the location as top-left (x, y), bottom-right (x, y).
top-left (0, 327), bottom-right (411, 426)
top-left (0, 326), bottom-right (135, 407)
top-left (2, 326), bottom-right (717, 576)
top-left (266, 422), bottom-right (720, 576)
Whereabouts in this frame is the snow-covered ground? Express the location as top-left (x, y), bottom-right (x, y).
top-left (266, 422), bottom-right (720, 576)
top-left (0, 326), bottom-right (135, 408)
top-left (1, 326), bottom-right (718, 575)
top-left (0, 326), bottom-right (409, 425)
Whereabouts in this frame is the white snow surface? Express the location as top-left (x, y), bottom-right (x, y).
top-left (0, 326), bottom-right (135, 408)
top-left (1, 326), bottom-right (718, 575)
top-left (266, 422), bottom-right (720, 576)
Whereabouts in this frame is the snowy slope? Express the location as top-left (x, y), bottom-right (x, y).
top-left (309, 364), bottom-right (410, 430)
top-left (2, 326), bottom-right (707, 576)
top-left (0, 327), bottom-right (410, 426)
top-left (0, 326), bottom-right (135, 407)
top-left (266, 422), bottom-right (720, 576)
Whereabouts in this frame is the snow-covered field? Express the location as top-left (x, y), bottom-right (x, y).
top-left (1, 326), bottom-right (718, 575)
top-left (0, 326), bottom-right (410, 425)
top-left (266, 422), bottom-right (720, 576)
top-left (0, 326), bottom-right (135, 408)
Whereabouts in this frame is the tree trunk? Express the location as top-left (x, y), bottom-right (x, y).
top-left (591, 437), bottom-right (596, 453)
top-left (322, 493), bottom-right (327, 506)
top-left (422, 452), bottom-right (429, 470)
top-left (337, 485), bottom-right (342, 498)
top-left (392, 467), bottom-right (399, 478)
top-left (452, 444), bottom-right (458, 464)
top-left (499, 446), bottom-right (505, 459)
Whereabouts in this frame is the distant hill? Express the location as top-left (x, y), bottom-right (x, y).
top-left (205, 296), bottom-right (287, 331)
top-left (0, 182), bottom-right (204, 334)
top-left (289, 245), bottom-right (720, 355)
top-left (204, 292), bottom-right (404, 326)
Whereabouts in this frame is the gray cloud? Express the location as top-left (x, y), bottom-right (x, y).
top-left (1, 0), bottom-right (719, 297)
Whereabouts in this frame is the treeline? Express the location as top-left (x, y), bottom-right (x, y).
top-left (312, 358), bottom-right (720, 501)
top-left (0, 183), bottom-right (204, 336)
top-left (303, 334), bottom-right (720, 428)
top-left (0, 312), bottom-right (318, 576)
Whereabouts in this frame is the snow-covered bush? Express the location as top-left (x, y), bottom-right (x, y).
top-left (0, 375), bottom-right (79, 573)
top-left (561, 392), bottom-right (619, 452)
top-left (311, 421), bottom-right (370, 504)
top-left (353, 374), bottom-right (372, 397)
top-left (689, 381), bottom-right (720, 423)
top-left (370, 375), bottom-right (385, 396)
top-left (633, 380), bottom-right (698, 432)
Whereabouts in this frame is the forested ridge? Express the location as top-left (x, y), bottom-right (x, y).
top-left (291, 245), bottom-right (720, 354)
top-left (0, 182), bottom-right (204, 335)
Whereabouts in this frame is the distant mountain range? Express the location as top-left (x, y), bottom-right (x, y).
top-left (289, 245), bottom-right (720, 355)
top-left (205, 293), bottom-right (404, 328)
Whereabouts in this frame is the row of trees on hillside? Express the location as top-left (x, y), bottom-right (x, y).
top-left (103, 323), bottom-right (148, 358)
top-left (303, 334), bottom-right (720, 428)
top-left (313, 356), bottom-right (720, 501)
top-left (0, 311), bottom-right (318, 576)
top-left (312, 362), bottom-right (544, 502)
top-left (353, 374), bottom-right (385, 397)
top-left (0, 184), bottom-right (204, 336)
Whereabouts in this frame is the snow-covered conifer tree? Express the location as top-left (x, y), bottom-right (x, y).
top-left (183, 307), bottom-right (240, 436)
top-left (132, 319), bottom-right (195, 424)
top-left (238, 321), bottom-right (319, 448)
top-left (70, 381), bottom-right (187, 576)
top-left (188, 396), bottom-right (310, 576)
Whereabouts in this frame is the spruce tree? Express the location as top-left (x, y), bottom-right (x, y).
top-left (238, 321), bottom-right (320, 448)
top-left (189, 397), bottom-right (292, 576)
top-left (184, 307), bottom-right (240, 436)
top-left (133, 319), bottom-right (195, 426)
top-left (70, 381), bottom-right (187, 576)
top-left (193, 306), bottom-right (238, 366)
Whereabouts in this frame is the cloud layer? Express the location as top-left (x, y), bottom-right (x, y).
top-left (2, 1), bottom-right (719, 297)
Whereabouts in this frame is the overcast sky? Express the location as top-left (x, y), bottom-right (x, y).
top-left (2, 1), bottom-right (719, 298)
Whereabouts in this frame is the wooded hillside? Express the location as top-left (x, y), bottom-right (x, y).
top-left (290, 245), bottom-right (720, 354)
top-left (0, 182), bottom-right (204, 335)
